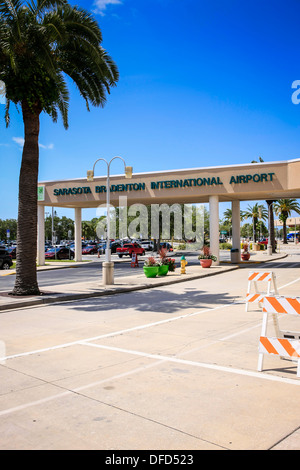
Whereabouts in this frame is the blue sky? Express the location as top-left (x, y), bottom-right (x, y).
top-left (1, 0), bottom-right (300, 221)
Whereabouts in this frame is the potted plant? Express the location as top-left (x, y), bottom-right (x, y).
top-left (241, 242), bottom-right (250, 261)
top-left (143, 256), bottom-right (159, 278)
top-left (198, 245), bottom-right (217, 268)
top-left (166, 257), bottom-right (176, 272)
top-left (157, 248), bottom-right (169, 276)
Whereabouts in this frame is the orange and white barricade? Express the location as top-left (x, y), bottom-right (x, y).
top-left (245, 271), bottom-right (278, 312)
top-left (130, 253), bottom-right (139, 267)
top-left (258, 296), bottom-right (300, 377)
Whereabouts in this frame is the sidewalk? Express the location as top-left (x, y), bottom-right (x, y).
top-left (1, 248), bottom-right (299, 451)
top-left (0, 250), bottom-right (287, 311)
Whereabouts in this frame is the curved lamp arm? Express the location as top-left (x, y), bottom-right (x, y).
top-left (87, 156), bottom-right (132, 181)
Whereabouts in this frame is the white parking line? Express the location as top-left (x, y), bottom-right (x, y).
top-left (1, 303), bottom-right (233, 361)
top-left (79, 341), bottom-right (300, 386)
top-left (2, 274), bottom-right (300, 420)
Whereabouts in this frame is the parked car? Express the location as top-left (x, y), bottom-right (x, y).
top-left (160, 242), bottom-right (173, 252)
top-left (8, 246), bottom-right (17, 259)
top-left (140, 241), bottom-right (154, 251)
top-left (98, 242), bottom-right (122, 253)
top-left (116, 242), bottom-right (145, 258)
top-left (45, 247), bottom-right (75, 260)
top-left (258, 238), bottom-right (277, 247)
top-left (0, 247), bottom-right (13, 269)
top-left (287, 232), bottom-right (299, 241)
top-left (82, 245), bottom-right (98, 255)
top-left (69, 242), bottom-right (87, 250)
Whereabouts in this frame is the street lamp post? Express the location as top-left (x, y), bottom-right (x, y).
top-left (267, 200), bottom-right (275, 255)
top-left (87, 156), bottom-right (132, 285)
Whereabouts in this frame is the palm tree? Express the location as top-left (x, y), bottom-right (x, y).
top-left (251, 157), bottom-right (276, 252)
top-left (273, 199), bottom-right (300, 243)
top-left (0, 0), bottom-right (119, 295)
top-left (243, 203), bottom-right (268, 242)
top-left (223, 208), bottom-right (246, 238)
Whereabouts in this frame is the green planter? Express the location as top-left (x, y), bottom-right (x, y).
top-left (158, 265), bottom-right (169, 276)
top-left (143, 266), bottom-right (159, 278)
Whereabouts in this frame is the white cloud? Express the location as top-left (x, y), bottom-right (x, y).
top-left (93, 0), bottom-right (122, 15)
top-left (13, 137), bottom-right (54, 150)
top-left (13, 137), bottom-right (24, 147)
top-left (39, 142), bottom-right (54, 150)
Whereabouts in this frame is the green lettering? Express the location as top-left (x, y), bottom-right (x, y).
top-left (268, 172), bottom-right (275, 181)
top-left (261, 173), bottom-right (268, 182)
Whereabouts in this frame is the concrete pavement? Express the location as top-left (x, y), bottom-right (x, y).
top-left (0, 249), bottom-right (287, 311)
top-left (1, 246), bottom-right (300, 450)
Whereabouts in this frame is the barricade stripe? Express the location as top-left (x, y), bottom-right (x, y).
top-left (287, 298), bottom-right (300, 315)
top-left (263, 296), bottom-right (300, 315)
top-left (246, 293), bottom-right (263, 302)
top-left (257, 272), bottom-right (270, 281)
top-left (260, 337), bottom-right (300, 358)
top-left (248, 272), bottom-right (272, 282)
top-left (265, 297), bottom-right (288, 314)
top-left (259, 337), bottom-right (278, 355)
top-left (279, 338), bottom-right (300, 358)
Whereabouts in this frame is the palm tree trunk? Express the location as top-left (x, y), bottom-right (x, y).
top-left (253, 217), bottom-right (257, 242)
top-left (11, 101), bottom-right (41, 295)
top-left (283, 218), bottom-right (288, 244)
top-left (267, 200), bottom-right (276, 253)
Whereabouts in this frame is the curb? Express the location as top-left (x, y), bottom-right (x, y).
top-left (0, 265), bottom-right (239, 311)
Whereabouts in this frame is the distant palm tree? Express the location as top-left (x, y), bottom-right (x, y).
top-left (243, 203), bottom-right (268, 242)
top-left (274, 199), bottom-right (300, 243)
top-left (251, 157), bottom-right (276, 251)
top-left (223, 208), bottom-right (246, 237)
top-left (0, 0), bottom-right (119, 295)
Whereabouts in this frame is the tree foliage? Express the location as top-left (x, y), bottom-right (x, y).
top-left (0, 0), bottom-right (119, 295)
top-left (0, 0), bottom-right (119, 126)
top-left (274, 199), bottom-right (300, 243)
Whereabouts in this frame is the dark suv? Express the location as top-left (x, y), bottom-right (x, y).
top-left (0, 247), bottom-right (13, 270)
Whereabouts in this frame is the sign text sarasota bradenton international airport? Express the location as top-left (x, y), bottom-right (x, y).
top-left (52, 172), bottom-right (275, 196)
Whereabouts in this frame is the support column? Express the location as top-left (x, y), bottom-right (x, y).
top-left (74, 207), bottom-right (82, 262)
top-left (209, 195), bottom-right (219, 266)
top-left (37, 205), bottom-right (45, 266)
top-left (231, 200), bottom-right (241, 263)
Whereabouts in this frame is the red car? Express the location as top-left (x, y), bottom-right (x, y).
top-left (45, 247), bottom-right (74, 260)
top-left (82, 245), bottom-right (98, 254)
top-left (258, 238), bottom-right (277, 247)
top-left (116, 242), bottom-right (145, 258)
